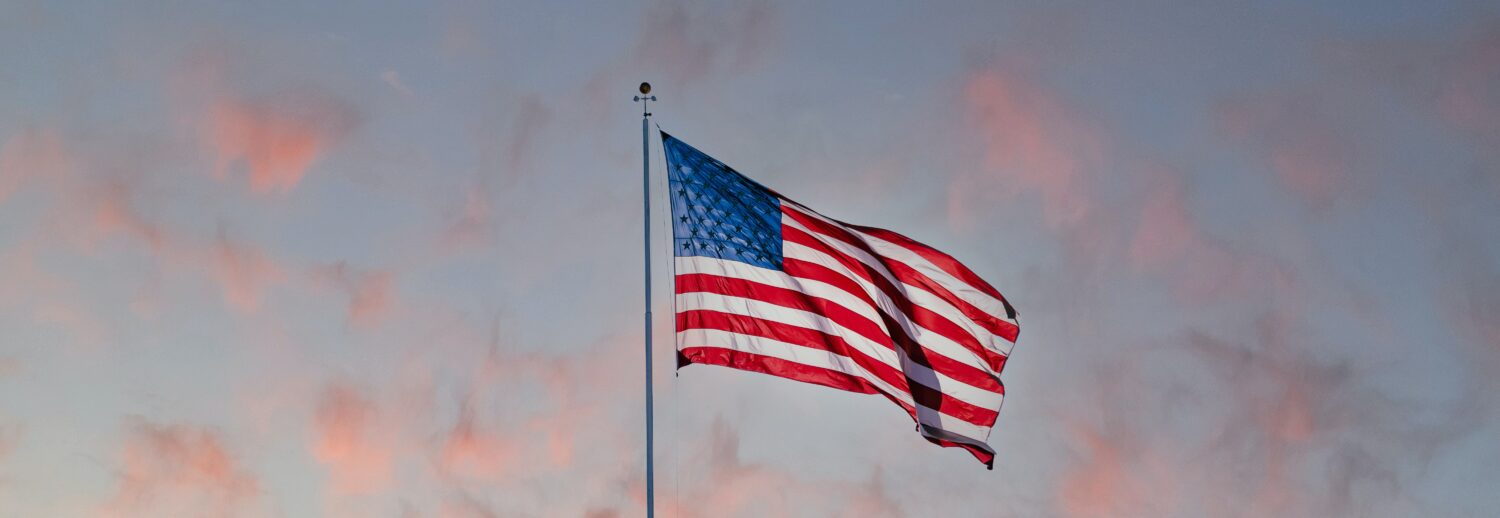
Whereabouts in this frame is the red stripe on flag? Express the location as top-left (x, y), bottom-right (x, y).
top-left (878, 256), bottom-right (1019, 342)
top-left (785, 205), bottom-right (1017, 341)
top-left (677, 308), bottom-right (911, 394)
top-left (678, 309), bottom-right (1001, 426)
top-left (678, 346), bottom-right (881, 395)
top-left (767, 259), bottom-right (1008, 393)
top-left (782, 224), bottom-right (1010, 374)
top-left (926, 436), bottom-right (996, 468)
top-left (682, 268), bottom-right (1006, 394)
top-left (851, 224), bottom-right (1017, 319)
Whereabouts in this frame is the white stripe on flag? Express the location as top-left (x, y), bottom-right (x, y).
top-left (675, 280), bottom-right (1005, 411)
top-left (782, 212), bottom-right (1015, 357)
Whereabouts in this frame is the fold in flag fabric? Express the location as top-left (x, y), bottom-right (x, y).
top-left (663, 132), bottom-right (1020, 468)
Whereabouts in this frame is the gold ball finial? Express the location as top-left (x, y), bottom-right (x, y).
top-left (639, 82), bottom-right (652, 95)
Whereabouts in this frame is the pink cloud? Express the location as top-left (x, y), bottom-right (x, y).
top-left (208, 228), bottom-right (285, 313)
top-left (1038, 289), bottom-right (1452, 517)
top-left (1052, 365), bottom-right (1180, 518)
top-left (625, 417), bottom-right (904, 518)
top-left (432, 345), bottom-right (603, 484)
top-left (436, 395), bottom-right (519, 481)
top-left (89, 181), bottom-right (168, 253)
top-left (830, 469), bottom-right (904, 518)
top-left (77, 186), bottom-right (287, 316)
top-left (308, 262), bottom-right (395, 329)
top-left (1184, 312), bottom-right (1357, 515)
top-left (1057, 423), bottom-right (1173, 518)
top-left (100, 420), bottom-right (260, 517)
top-left (207, 90), bottom-right (358, 194)
top-left (312, 383), bottom-right (394, 495)
top-left (0, 126), bottom-right (293, 318)
top-left (1127, 175), bottom-right (1195, 268)
top-left (960, 67), bottom-right (1104, 228)
top-left (1125, 171), bottom-right (1265, 302)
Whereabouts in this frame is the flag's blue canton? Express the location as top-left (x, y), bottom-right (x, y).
top-left (662, 133), bottom-right (783, 270)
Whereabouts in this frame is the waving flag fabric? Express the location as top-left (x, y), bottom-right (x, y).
top-left (663, 132), bottom-right (1019, 467)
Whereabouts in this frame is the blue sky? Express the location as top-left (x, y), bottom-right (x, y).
top-left (0, 1), bottom-right (1497, 516)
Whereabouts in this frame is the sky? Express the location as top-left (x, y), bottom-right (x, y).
top-left (0, 0), bottom-right (1498, 516)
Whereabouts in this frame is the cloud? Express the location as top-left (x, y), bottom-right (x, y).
top-left (1057, 422), bottom-right (1175, 518)
top-left (949, 30), bottom-right (1487, 512)
top-left (308, 261), bottom-right (395, 329)
top-left (960, 66), bottom-right (1105, 228)
top-left (1216, 91), bottom-right (1353, 207)
top-left (1045, 302), bottom-right (1468, 517)
top-left (206, 89), bottom-right (359, 194)
top-left (831, 468), bottom-right (904, 518)
top-left (435, 394), bottom-right (519, 483)
top-left (280, 315), bottom-right (909, 517)
top-left (1322, 16), bottom-right (1500, 190)
top-left (1053, 363), bottom-right (1180, 518)
top-left (0, 123), bottom-right (299, 318)
top-left (678, 418), bottom-right (798, 516)
top-left (432, 335), bottom-right (610, 486)
top-left (959, 65), bottom-right (1266, 303)
top-left (294, 323), bottom-right (625, 514)
top-left (1125, 170), bottom-right (1267, 303)
top-left (87, 180), bottom-right (169, 253)
top-left (1184, 314), bottom-right (1353, 515)
top-left (207, 227), bottom-right (286, 313)
top-left (634, 417), bottom-right (904, 518)
top-left (53, 172), bottom-right (290, 317)
top-left (1126, 173), bottom-right (1196, 268)
top-left (312, 383), bottom-right (394, 495)
top-left (100, 420), bottom-right (260, 518)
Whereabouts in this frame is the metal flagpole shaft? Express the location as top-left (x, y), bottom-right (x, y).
top-left (634, 82), bottom-right (657, 518)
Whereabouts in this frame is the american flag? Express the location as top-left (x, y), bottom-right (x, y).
top-left (664, 132), bottom-right (1019, 467)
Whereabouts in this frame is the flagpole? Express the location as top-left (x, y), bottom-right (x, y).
top-left (633, 82), bottom-right (657, 518)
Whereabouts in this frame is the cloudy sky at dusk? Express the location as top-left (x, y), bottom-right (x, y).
top-left (2, 1), bottom-right (1499, 516)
